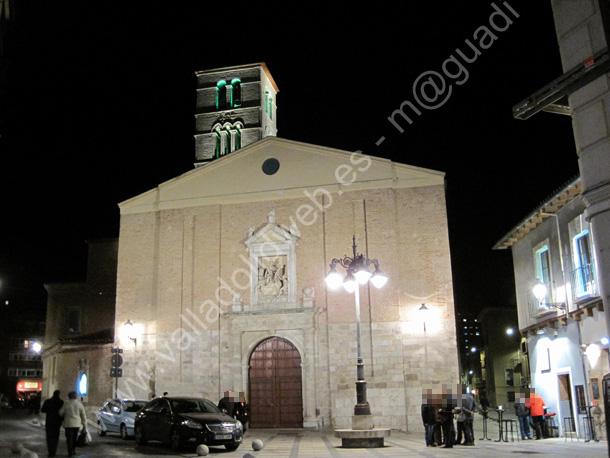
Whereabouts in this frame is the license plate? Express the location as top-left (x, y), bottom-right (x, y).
top-left (215, 433), bottom-right (232, 440)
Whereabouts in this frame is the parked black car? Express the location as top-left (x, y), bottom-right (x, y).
top-left (134, 397), bottom-right (243, 451)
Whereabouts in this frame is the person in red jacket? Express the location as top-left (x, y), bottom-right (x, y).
top-left (528, 388), bottom-right (545, 439)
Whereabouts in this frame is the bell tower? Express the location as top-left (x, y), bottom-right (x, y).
top-left (194, 63), bottom-right (278, 166)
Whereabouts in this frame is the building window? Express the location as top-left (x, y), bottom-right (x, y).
top-left (66, 308), bottom-right (81, 334)
top-left (268, 95), bottom-right (273, 119)
top-left (77, 372), bottom-right (88, 397)
top-left (223, 127), bottom-right (231, 155)
top-left (264, 91), bottom-right (268, 115)
top-left (230, 78), bottom-right (241, 108)
top-left (533, 242), bottom-right (552, 305)
top-left (572, 229), bottom-right (596, 298)
top-left (214, 129), bottom-right (221, 158)
top-left (505, 368), bottom-right (514, 386)
top-left (212, 121), bottom-right (244, 158)
top-left (216, 80), bottom-right (227, 110)
top-left (234, 125), bottom-right (241, 150)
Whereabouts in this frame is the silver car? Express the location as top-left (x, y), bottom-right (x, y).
top-left (97, 399), bottom-right (147, 439)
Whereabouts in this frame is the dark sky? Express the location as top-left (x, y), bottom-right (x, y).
top-left (0, 1), bottom-right (579, 315)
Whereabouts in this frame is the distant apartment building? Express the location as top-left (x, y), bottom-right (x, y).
top-left (477, 307), bottom-right (527, 412)
top-left (456, 312), bottom-right (483, 387)
top-left (0, 319), bottom-right (44, 405)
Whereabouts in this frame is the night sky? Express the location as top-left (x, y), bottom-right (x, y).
top-left (0, 1), bottom-right (579, 316)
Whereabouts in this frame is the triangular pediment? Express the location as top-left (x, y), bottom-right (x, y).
top-left (119, 137), bottom-right (445, 214)
top-left (245, 210), bottom-right (299, 247)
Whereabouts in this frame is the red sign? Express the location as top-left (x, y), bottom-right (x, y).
top-left (16, 379), bottom-right (42, 392)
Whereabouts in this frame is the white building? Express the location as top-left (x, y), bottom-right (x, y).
top-left (495, 178), bottom-right (608, 439)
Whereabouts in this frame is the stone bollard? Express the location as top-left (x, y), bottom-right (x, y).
top-left (252, 439), bottom-right (264, 451)
top-left (19, 450), bottom-right (38, 458)
top-left (196, 444), bottom-right (209, 456)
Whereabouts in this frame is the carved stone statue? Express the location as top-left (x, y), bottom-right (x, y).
top-left (267, 209), bottom-right (276, 224)
top-left (257, 255), bottom-right (288, 299)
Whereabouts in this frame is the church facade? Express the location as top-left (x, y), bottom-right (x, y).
top-left (113, 63), bottom-right (459, 431)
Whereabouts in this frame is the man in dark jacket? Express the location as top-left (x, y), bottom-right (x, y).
top-left (41, 390), bottom-right (63, 457)
top-left (439, 386), bottom-right (456, 448)
top-left (421, 389), bottom-right (437, 446)
top-left (218, 390), bottom-right (236, 416)
top-left (234, 392), bottom-right (249, 432)
top-left (514, 392), bottom-right (532, 440)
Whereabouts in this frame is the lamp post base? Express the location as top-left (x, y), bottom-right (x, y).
top-left (354, 401), bottom-right (371, 416)
top-left (334, 428), bottom-right (391, 448)
top-left (352, 414), bottom-right (374, 430)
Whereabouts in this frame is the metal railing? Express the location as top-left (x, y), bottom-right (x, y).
top-left (528, 283), bottom-right (563, 318)
top-left (570, 264), bottom-right (599, 304)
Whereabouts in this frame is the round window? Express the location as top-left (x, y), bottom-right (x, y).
top-left (262, 158), bottom-right (280, 175)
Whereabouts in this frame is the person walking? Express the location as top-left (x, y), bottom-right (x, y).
top-left (41, 390), bottom-right (64, 457)
top-left (529, 389), bottom-right (545, 440)
top-left (59, 391), bottom-right (87, 457)
top-left (421, 389), bottom-right (438, 447)
top-left (514, 393), bottom-right (532, 440)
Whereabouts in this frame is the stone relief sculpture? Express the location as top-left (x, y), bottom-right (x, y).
top-left (245, 208), bottom-right (299, 308)
top-left (257, 255), bottom-right (288, 299)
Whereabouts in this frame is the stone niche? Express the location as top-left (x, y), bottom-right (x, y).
top-left (241, 209), bottom-right (302, 312)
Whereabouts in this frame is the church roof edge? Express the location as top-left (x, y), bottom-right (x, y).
top-left (118, 137), bottom-right (445, 213)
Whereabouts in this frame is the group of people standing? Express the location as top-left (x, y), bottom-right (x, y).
top-left (218, 390), bottom-right (249, 431)
top-left (421, 385), bottom-right (476, 448)
top-left (41, 390), bottom-right (88, 457)
top-left (514, 389), bottom-right (546, 440)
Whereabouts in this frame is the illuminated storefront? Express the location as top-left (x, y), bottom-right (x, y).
top-left (16, 379), bottom-right (42, 401)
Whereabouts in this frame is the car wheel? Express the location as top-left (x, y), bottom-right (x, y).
top-left (225, 443), bottom-right (240, 451)
top-left (97, 421), bottom-right (106, 437)
top-left (120, 423), bottom-right (129, 440)
top-left (170, 428), bottom-right (183, 452)
top-left (134, 425), bottom-right (146, 445)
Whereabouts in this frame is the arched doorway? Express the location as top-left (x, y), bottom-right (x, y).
top-left (248, 337), bottom-right (303, 428)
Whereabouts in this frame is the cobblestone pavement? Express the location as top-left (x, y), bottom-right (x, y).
top-left (0, 411), bottom-right (606, 457)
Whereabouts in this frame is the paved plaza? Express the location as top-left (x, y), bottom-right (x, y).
top-left (0, 411), bottom-right (606, 458)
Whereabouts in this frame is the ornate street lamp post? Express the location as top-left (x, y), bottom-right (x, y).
top-left (325, 235), bottom-right (388, 418)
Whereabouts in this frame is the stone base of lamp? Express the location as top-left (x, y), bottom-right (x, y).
top-left (352, 414), bottom-right (374, 430)
top-left (334, 427), bottom-right (391, 448)
top-left (334, 415), bottom-right (390, 448)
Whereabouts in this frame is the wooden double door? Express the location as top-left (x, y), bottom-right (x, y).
top-left (248, 337), bottom-right (303, 428)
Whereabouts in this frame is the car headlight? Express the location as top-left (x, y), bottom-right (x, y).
top-left (182, 419), bottom-right (203, 430)
top-left (235, 420), bottom-right (243, 431)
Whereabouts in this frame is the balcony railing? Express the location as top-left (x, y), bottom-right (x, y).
top-left (571, 264), bottom-right (599, 304)
top-left (528, 282), bottom-right (565, 318)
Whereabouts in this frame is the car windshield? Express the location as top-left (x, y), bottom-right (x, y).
top-left (171, 399), bottom-right (220, 414)
top-left (123, 401), bottom-right (146, 412)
